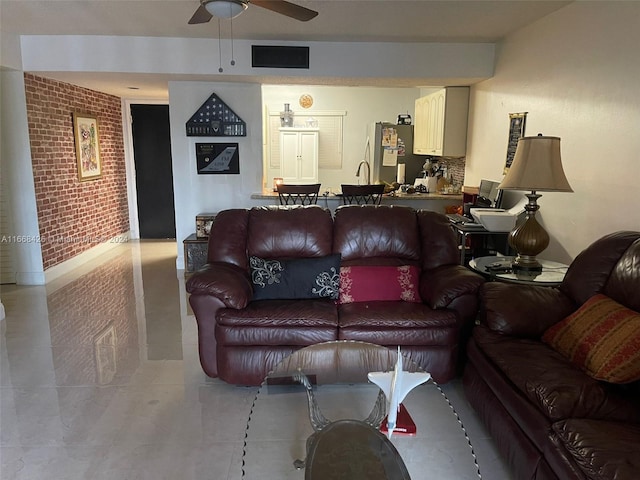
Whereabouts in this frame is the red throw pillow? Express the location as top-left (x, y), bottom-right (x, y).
top-left (542, 294), bottom-right (640, 384)
top-left (338, 265), bottom-right (421, 304)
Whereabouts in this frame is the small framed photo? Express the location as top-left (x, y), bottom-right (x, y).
top-left (73, 112), bottom-right (102, 181)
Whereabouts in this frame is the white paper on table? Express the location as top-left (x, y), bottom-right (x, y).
top-left (383, 148), bottom-right (398, 166)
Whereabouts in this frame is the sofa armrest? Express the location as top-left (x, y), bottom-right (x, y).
top-left (420, 265), bottom-right (485, 309)
top-left (480, 282), bottom-right (576, 338)
top-left (185, 262), bottom-right (253, 309)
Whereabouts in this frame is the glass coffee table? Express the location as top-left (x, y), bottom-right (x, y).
top-left (469, 255), bottom-right (568, 286)
top-left (241, 341), bottom-right (481, 479)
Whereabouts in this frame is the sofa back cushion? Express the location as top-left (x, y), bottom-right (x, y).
top-left (416, 210), bottom-right (459, 270)
top-left (603, 237), bottom-right (640, 312)
top-left (207, 209), bottom-right (250, 269)
top-left (247, 206), bottom-right (333, 259)
top-left (560, 232), bottom-right (640, 309)
top-left (333, 205), bottom-right (420, 263)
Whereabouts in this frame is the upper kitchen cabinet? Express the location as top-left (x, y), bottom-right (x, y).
top-left (279, 128), bottom-right (319, 184)
top-left (413, 87), bottom-right (469, 157)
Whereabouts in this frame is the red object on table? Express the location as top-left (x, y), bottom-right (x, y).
top-left (379, 403), bottom-right (417, 436)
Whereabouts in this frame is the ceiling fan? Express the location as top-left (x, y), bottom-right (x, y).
top-left (188, 0), bottom-right (319, 24)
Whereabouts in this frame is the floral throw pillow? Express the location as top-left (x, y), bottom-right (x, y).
top-left (338, 265), bottom-right (421, 304)
top-left (250, 254), bottom-right (341, 301)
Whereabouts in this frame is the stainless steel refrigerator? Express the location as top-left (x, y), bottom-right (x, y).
top-left (368, 122), bottom-right (429, 185)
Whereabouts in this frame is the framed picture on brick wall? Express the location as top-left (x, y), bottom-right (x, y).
top-left (73, 112), bottom-right (102, 181)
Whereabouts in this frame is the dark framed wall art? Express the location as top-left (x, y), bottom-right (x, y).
top-left (504, 112), bottom-right (528, 175)
top-left (73, 112), bottom-right (102, 181)
top-left (196, 143), bottom-right (240, 175)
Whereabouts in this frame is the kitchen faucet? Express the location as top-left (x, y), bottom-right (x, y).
top-left (356, 160), bottom-right (371, 185)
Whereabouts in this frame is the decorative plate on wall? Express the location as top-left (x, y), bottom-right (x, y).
top-left (299, 94), bottom-right (313, 109)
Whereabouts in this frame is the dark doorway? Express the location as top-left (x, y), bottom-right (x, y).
top-left (131, 104), bottom-right (176, 239)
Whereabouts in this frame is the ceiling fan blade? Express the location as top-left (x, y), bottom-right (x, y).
top-left (188, 5), bottom-right (213, 24)
top-left (251, 0), bottom-right (319, 22)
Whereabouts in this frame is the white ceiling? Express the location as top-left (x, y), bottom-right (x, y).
top-left (1, 0), bottom-right (572, 97)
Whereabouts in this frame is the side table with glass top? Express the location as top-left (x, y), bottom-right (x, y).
top-left (469, 255), bottom-right (569, 287)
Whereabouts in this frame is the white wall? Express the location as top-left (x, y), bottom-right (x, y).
top-left (169, 81), bottom-right (427, 269)
top-left (1, 31), bottom-right (23, 70)
top-left (169, 81), bottom-right (264, 269)
top-left (262, 85), bottom-right (421, 191)
top-left (0, 70), bottom-right (45, 284)
top-left (465, 1), bottom-right (640, 263)
top-left (20, 36), bottom-right (494, 86)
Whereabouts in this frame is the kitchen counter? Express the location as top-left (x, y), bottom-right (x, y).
top-left (252, 191), bottom-right (461, 201)
top-left (251, 190), bottom-right (462, 213)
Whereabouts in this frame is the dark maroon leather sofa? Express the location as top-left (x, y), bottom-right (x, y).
top-left (186, 205), bottom-right (484, 385)
top-left (463, 232), bottom-right (640, 480)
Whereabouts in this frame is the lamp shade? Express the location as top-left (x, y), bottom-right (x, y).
top-left (499, 136), bottom-right (573, 192)
top-left (204, 0), bottom-right (247, 19)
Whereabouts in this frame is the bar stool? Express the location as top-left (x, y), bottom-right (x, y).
top-left (277, 184), bottom-right (321, 205)
top-left (340, 184), bottom-right (385, 205)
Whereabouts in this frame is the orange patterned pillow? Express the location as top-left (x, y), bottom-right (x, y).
top-left (542, 294), bottom-right (640, 384)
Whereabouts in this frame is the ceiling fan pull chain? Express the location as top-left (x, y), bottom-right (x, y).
top-left (230, 17), bottom-right (236, 66)
top-left (217, 18), bottom-right (224, 73)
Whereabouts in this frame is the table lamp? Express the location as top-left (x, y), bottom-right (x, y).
top-left (499, 135), bottom-right (573, 273)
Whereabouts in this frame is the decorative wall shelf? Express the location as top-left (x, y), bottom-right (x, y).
top-left (186, 93), bottom-right (247, 137)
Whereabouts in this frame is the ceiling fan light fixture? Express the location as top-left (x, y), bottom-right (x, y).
top-left (204, 0), bottom-right (247, 19)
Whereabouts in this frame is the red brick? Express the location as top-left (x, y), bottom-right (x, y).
top-left (24, 74), bottom-right (130, 270)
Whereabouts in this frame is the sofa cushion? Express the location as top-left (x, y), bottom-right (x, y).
top-left (473, 326), bottom-right (640, 423)
top-left (247, 206), bottom-right (333, 259)
top-left (551, 419), bottom-right (640, 480)
top-left (333, 205), bottom-right (420, 262)
top-left (542, 294), bottom-right (640, 383)
top-left (338, 301), bottom-right (460, 345)
top-left (250, 254), bottom-right (341, 301)
top-left (216, 299), bottom-right (339, 346)
top-left (338, 265), bottom-right (421, 304)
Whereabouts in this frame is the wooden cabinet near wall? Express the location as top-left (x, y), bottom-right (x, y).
top-left (413, 87), bottom-right (469, 157)
top-left (279, 128), bottom-right (319, 184)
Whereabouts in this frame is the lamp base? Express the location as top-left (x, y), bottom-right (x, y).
top-left (512, 257), bottom-right (542, 273)
top-left (508, 191), bottom-right (548, 278)
top-left (512, 256), bottom-right (543, 281)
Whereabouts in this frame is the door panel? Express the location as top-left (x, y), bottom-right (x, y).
top-left (299, 131), bottom-right (318, 182)
top-left (131, 104), bottom-right (176, 239)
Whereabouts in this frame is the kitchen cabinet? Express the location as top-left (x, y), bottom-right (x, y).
top-left (279, 128), bottom-right (319, 184)
top-left (413, 87), bottom-right (469, 157)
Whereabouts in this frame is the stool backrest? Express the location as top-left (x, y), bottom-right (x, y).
top-left (340, 184), bottom-right (385, 205)
top-left (278, 184), bottom-right (321, 205)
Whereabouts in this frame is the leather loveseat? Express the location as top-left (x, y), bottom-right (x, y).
top-left (186, 205), bottom-right (485, 385)
top-left (463, 231), bottom-right (640, 480)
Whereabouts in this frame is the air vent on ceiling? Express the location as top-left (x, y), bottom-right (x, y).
top-left (251, 45), bottom-right (310, 69)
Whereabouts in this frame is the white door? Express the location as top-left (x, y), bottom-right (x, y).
top-left (279, 129), bottom-right (318, 183)
top-left (298, 131), bottom-right (319, 183)
top-left (280, 130), bottom-right (300, 182)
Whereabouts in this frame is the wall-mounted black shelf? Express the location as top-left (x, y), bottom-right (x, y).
top-left (186, 93), bottom-right (247, 137)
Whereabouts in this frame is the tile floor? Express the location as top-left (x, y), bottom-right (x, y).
top-left (1, 241), bottom-right (514, 480)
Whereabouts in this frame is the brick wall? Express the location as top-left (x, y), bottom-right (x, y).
top-left (24, 74), bottom-right (129, 270)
